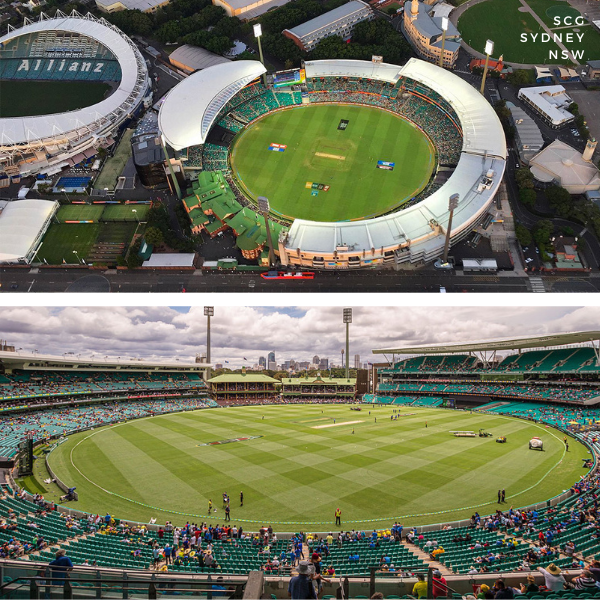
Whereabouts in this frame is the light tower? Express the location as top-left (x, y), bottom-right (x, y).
top-left (480, 39), bottom-right (494, 95)
top-left (257, 196), bottom-right (276, 268)
top-left (253, 24), bottom-right (267, 86)
top-left (434, 193), bottom-right (460, 270)
top-left (438, 16), bottom-right (449, 68)
top-left (343, 308), bottom-right (352, 380)
top-left (204, 306), bottom-right (214, 379)
top-left (160, 134), bottom-right (182, 200)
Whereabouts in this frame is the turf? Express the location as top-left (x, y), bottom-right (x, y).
top-left (46, 405), bottom-right (588, 528)
top-left (36, 223), bottom-right (100, 264)
top-left (0, 81), bottom-right (111, 118)
top-left (458, 0), bottom-right (600, 63)
top-left (56, 205), bottom-right (105, 223)
top-left (230, 104), bottom-right (435, 222)
top-left (101, 204), bottom-right (150, 222)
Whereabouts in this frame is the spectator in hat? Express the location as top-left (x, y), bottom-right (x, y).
top-left (571, 570), bottom-right (597, 591)
top-left (477, 584), bottom-right (494, 599)
top-left (432, 570), bottom-right (447, 598)
top-left (289, 561), bottom-right (316, 599)
top-left (311, 551), bottom-right (330, 598)
top-left (537, 564), bottom-right (566, 591)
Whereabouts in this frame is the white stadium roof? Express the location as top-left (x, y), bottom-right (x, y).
top-left (373, 331), bottom-right (600, 355)
top-left (0, 199), bottom-right (59, 263)
top-left (0, 13), bottom-right (148, 148)
top-left (158, 61), bottom-right (266, 150)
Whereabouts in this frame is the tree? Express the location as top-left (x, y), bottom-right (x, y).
top-left (545, 185), bottom-right (572, 219)
top-left (515, 223), bottom-right (532, 247)
top-left (519, 188), bottom-right (536, 209)
top-left (532, 219), bottom-right (553, 247)
top-left (515, 167), bottom-right (534, 190)
top-left (144, 226), bottom-right (164, 247)
top-left (507, 69), bottom-right (534, 86)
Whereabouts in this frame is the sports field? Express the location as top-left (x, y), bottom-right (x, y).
top-left (458, 0), bottom-right (600, 64)
top-left (46, 405), bottom-right (587, 528)
top-left (230, 105), bottom-right (435, 222)
top-left (0, 81), bottom-right (112, 118)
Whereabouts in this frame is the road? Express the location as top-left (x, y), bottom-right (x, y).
top-left (3, 267), bottom-right (600, 293)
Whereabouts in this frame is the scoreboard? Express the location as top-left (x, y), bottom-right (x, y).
top-left (273, 68), bottom-right (306, 88)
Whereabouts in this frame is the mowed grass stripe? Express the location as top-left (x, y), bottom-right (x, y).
top-left (48, 406), bottom-right (587, 527)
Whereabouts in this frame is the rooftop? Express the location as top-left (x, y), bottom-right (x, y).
top-left (169, 44), bottom-right (230, 72)
top-left (208, 373), bottom-right (279, 383)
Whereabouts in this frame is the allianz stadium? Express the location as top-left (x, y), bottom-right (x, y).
top-left (0, 11), bottom-right (150, 179)
top-left (159, 58), bottom-right (507, 269)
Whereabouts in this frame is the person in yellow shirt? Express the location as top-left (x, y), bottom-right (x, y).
top-left (432, 546), bottom-right (445, 559)
top-left (412, 573), bottom-right (427, 599)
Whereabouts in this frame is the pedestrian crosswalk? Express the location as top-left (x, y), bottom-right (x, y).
top-left (529, 276), bottom-right (546, 293)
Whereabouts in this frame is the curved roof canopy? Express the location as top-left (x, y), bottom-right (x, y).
top-left (0, 199), bottom-right (58, 262)
top-left (372, 331), bottom-right (600, 355)
top-left (0, 14), bottom-right (148, 147)
top-left (158, 61), bottom-right (266, 150)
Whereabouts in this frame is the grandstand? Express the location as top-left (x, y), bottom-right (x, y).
top-left (158, 57), bottom-right (506, 269)
top-left (0, 11), bottom-right (150, 179)
top-left (371, 331), bottom-right (600, 408)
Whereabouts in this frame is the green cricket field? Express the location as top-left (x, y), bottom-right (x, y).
top-left (45, 405), bottom-right (586, 529)
top-left (230, 104), bottom-right (435, 222)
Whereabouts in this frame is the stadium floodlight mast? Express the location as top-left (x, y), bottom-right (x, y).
top-left (343, 308), bottom-right (352, 380)
top-left (257, 196), bottom-right (276, 268)
top-left (253, 24), bottom-right (267, 86)
top-left (204, 306), bottom-right (214, 379)
top-left (434, 193), bottom-right (459, 270)
top-left (480, 39), bottom-right (494, 95)
top-left (438, 16), bottom-right (449, 68)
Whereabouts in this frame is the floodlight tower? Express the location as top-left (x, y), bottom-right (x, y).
top-left (204, 306), bottom-right (214, 379)
top-left (480, 39), bottom-right (494, 95)
top-left (254, 24), bottom-right (267, 86)
top-left (257, 196), bottom-right (276, 268)
top-left (343, 308), bottom-right (352, 380)
top-left (438, 16), bottom-right (449, 68)
top-left (442, 193), bottom-right (460, 264)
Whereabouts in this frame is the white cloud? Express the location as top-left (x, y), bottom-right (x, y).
top-left (0, 306), bottom-right (597, 368)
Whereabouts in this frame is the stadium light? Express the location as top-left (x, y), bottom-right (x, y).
top-left (253, 23), bottom-right (267, 86)
top-left (204, 307), bottom-right (213, 379)
top-left (480, 39), bottom-right (495, 94)
top-left (439, 16), bottom-right (449, 68)
top-left (258, 196), bottom-right (276, 268)
top-left (343, 308), bottom-right (352, 380)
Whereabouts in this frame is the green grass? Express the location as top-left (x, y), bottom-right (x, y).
top-left (459, 0), bottom-right (600, 63)
top-left (230, 104), bottom-right (435, 222)
top-left (0, 81), bottom-right (111, 118)
top-left (36, 223), bottom-right (100, 264)
top-left (101, 204), bottom-right (150, 222)
top-left (56, 205), bottom-right (105, 223)
top-left (94, 129), bottom-right (134, 191)
top-left (47, 405), bottom-right (588, 528)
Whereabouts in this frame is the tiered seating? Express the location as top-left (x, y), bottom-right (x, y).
top-left (201, 144), bottom-right (229, 171)
top-left (274, 91), bottom-right (302, 107)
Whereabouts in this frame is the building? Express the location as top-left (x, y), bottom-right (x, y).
top-left (403, 0), bottom-right (460, 68)
top-left (0, 199), bottom-right (59, 264)
top-left (354, 354), bottom-right (360, 369)
top-left (280, 375), bottom-right (357, 401)
top-left (529, 139), bottom-right (600, 195)
top-left (585, 60), bottom-right (600, 80)
top-left (283, 0), bottom-right (374, 52)
top-left (207, 372), bottom-right (279, 403)
top-left (313, 355), bottom-right (320, 365)
top-left (319, 358), bottom-right (329, 370)
top-left (96, 0), bottom-right (169, 12)
top-left (517, 85), bottom-right (575, 129)
top-left (0, 14), bottom-right (150, 179)
top-left (267, 351), bottom-right (276, 370)
top-left (259, 356), bottom-right (266, 368)
top-left (553, 237), bottom-right (585, 271)
top-left (168, 45), bottom-right (230, 74)
top-left (506, 102), bottom-right (544, 165)
top-left (131, 112), bottom-right (166, 188)
top-left (213, 0), bottom-right (291, 19)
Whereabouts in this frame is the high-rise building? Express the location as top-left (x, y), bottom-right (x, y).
top-left (259, 356), bottom-right (266, 368)
top-left (313, 355), bottom-right (320, 365)
top-left (354, 354), bottom-right (360, 369)
top-left (267, 351), bottom-right (275, 364)
top-left (319, 358), bottom-right (329, 370)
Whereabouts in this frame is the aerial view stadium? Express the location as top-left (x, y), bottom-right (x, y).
top-left (1, 305), bottom-right (600, 598)
top-left (159, 58), bottom-right (506, 269)
top-left (0, 11), bottom-right (150, 179)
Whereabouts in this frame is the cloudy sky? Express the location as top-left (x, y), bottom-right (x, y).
top-left (0, 305), bottom-right (599, 367)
